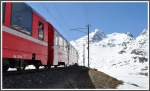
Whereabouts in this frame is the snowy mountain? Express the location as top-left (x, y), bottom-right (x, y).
top-left (70, 28), bottom-right (149, 89)
top-left (91, 29), bottom-right (106, 42)
top-left (97, 32), bottom-right (134, 47)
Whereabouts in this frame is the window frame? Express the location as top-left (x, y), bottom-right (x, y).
top-left (55, 33), bottom-right (59, 46)
top-left (11, 3), bottom-right (33, 36)
top-left (38, 22), bottom-right (44, 40)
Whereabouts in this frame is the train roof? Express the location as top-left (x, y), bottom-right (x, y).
top-left (25, 3), bottom-right (78, 53)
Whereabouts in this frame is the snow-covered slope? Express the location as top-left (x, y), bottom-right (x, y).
top-left (70, 28), bottom-right (149, 89)
top-left (91, 29), bottom-right (106, 42)
top-left (97, 32), bottom-right (134, 47)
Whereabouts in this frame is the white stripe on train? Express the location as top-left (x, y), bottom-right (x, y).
top-left (2, 26), bottom-right (48, 46)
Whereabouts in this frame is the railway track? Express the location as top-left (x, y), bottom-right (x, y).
top-left (3, 66), bottom-right (67, 76)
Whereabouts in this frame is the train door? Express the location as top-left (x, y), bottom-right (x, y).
top-left (47, 24), bottom-right (54, 65)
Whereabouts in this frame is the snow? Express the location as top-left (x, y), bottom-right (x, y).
top-left (70, 28), bottom-right (149, 89)
top-left (7, 65), bottom-right (45, 71)
top-left (8, 68), bottom-right (17, 71)
top-left (25, 65), bottom-right (36, 69)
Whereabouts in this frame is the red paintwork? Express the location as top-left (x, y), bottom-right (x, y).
top-left (4, 2), bottom-right (11, 27)
top-left (47, 23), bottom-right (54, 65)
top-left (2, 2), bottom-right (78, 67)
top-left (3, 3), bottom-right (49, 65)
top-left (2, 31), bottom-right (48, 64)
top-left (32, 12), bottom-right (48, 42)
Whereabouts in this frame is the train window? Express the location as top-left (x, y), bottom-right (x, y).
top-left (2, 3), bottom-right (6, 24)
top-left (55, 35), bottom-right (57, 45)
top-left (11, 3), bottom-right (32, 35)
top-left (55, 33), bottom-right (59, 46)
top-left (62, 39), bottom-right (64, 50)
top-left (59, 37), bottom-right (63, 48)
top-left (38, 22), bottom-right (44, 40)
top-left (63, 40), bottom-right (65, 51)
top-left (65, 42), bottom-right (69, 51)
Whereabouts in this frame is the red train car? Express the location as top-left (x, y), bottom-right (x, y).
top-left (2, 2), bottom-right (78, 71)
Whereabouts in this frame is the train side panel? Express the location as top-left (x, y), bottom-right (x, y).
top-left (2, 26), bottom-right (48, 65)
top-left (69, 46), bottom-right (78, 65)
top-left (32, 11), bottom-right (49, 65)
top-left (58, 36), bottom-right (68, 66)
top-left (2, 2), bottom-right (49, 69)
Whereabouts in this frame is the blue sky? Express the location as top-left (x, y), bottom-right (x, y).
top-left (27, 2), bottom-right (148, 41)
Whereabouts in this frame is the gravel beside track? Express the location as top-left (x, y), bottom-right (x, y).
top-left (2, 65), bottom-right (123, 89)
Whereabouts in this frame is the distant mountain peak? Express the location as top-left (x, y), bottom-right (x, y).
top-left (94, 28), bottom-right (102, 33)
top-left (125, 32), bottom-right (134, 37)
top-left (91, 28), bottom-right (106, 42)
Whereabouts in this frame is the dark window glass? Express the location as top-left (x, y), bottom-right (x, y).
top-left (38, 22), bottom-right (44, 40)
top-left (2, 3), bottom-right (6, 24)
top-left (11, 3), bottom-right (32, 35)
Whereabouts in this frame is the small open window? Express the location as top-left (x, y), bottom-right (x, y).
top-left (38, 22), bottom-right (44, 40)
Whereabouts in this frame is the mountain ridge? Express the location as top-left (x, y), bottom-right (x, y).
top-left (70, 28), bottom-right (149, 89)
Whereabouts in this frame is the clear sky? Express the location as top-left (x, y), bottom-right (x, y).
top-left (26, 2), bottom-right (148, 41)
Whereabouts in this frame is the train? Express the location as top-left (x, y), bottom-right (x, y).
top-left (2, 2), bottom-right (79, 71)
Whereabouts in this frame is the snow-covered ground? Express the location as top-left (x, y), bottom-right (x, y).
top-left (8, 65), bottom-right (45, 71)
top-left (70, 28), bottom-right (149, 89)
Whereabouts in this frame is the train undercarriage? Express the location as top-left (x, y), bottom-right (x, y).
top-left (3, 58), bottom-right (66, 72)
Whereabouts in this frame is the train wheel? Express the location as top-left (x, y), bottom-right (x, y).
top-left (54, 65), bottom-right (57, 68)
top-left (17, 66), bottom-right (25, 71)
top-left (17, 59), bottom-right (26, 71)
top-left (44, 65), bottom-right (51, 69)
top-left (35, 61), bottom-right (41, 70)
top-left (44, 65), bottom-right (47, 69)
top-left (64, 64), bottom-right (67, 68)
top-left (3, 58), bottom-right (10, 72)
top-left (17, 68), bottom-right (21, 71)
top-left (47, 65), bottom-right (51, 69)
top-left (35, 65), bottom-right (39, 70)
top-left (3, 66), bottom-right (9, 72)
